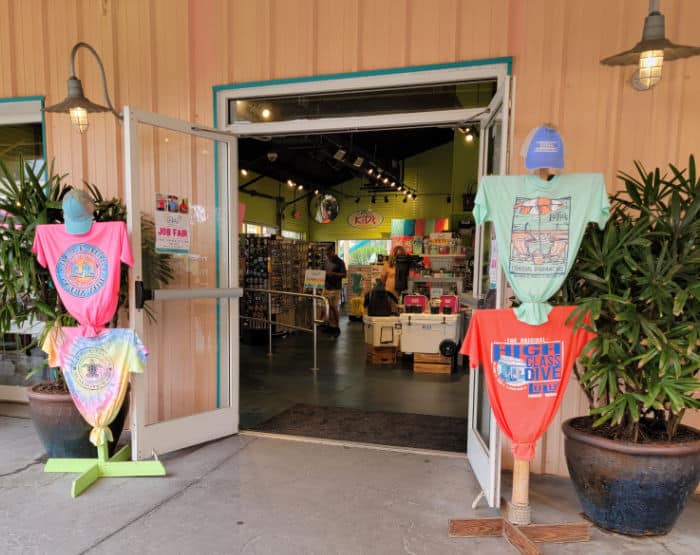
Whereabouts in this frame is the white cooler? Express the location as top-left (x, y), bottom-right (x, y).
top-left (398, 313), bottom-right (461, 354)
top-left (363, 315), bottom-right (402, 347)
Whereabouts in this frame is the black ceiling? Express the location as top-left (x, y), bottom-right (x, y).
top-left (239, 127), bottom-right (457, 193)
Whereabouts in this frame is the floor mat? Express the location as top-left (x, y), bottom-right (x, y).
top-left (251, 403), bottom-right (467, 452)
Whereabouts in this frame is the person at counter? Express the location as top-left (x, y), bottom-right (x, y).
top-left (364, 278), bottom-right (399, 317)
top-left (381, 245), bottom-right (407, 298)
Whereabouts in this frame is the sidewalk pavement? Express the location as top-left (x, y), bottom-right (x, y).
top-left (1, 414), bottom-right (698, 554)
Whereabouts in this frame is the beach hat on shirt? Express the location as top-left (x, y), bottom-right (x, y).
top-left (62, 189), bottom-right (96, 235)
top-left (520, 125), bottom-right (564, 170)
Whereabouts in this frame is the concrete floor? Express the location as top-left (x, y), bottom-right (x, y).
top-left (240, 318), bottom-right (469, 432)
top-left (1, 414), bottom-right (698, 554)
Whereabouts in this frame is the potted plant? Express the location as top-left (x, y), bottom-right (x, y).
top-left (558, 155), bottom-right (700, 536)
top-left (0, 158), bottom-right (172, 457)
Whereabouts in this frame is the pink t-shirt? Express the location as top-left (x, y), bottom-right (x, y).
top-left (32, 221), bottom-right (133, 336)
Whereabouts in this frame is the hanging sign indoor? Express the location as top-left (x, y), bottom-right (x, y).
top-left (155, 193), bottom-right (191, 254)
top-left (347, 209), bottom-right (383, 229)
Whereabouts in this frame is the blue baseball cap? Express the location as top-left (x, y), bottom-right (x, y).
top-left (521, 125), bottom-right (564, 170)
top-left (62, 189), bottom-right (95, 235)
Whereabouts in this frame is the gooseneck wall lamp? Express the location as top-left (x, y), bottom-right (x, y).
top-left (44, 42), bottom-right (122, 133)
top-left (600, 0), bottom-right (700, 90)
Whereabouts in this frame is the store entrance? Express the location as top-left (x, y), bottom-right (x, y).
top-left (219, 61), bottom-right (511, 506)
top-left (236, 123), bottom-right (477, 452)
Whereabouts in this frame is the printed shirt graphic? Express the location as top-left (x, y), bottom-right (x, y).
top-left (43, 326), bottom-right (147, 447)
top-left (33, 221), bottom-right (133, 337)
top-left (474, 174), bottom-right (609, 325)
top-left (461, 306), bottom-right (595, 461)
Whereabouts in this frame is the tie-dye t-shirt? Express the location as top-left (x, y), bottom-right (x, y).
top-left (43, 326), bottom-right (146, 447)
top-left (32, 221), bottom-right (133, 337)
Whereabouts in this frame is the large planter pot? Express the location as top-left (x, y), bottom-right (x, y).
top-left (27, 383), bottom-right (129, 458)
top-left (562, 416), bottom-right (700, 536)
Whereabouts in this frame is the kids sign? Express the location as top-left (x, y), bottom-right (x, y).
top-left (347, 209), bottom-right (383, 229)
top-left (155, 193), bottom-right (190, 253)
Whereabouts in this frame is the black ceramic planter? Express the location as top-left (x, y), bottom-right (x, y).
top-left (27, 383), bottom-right (129, 458)
top-left (563, 416), bottom-right (700, 536)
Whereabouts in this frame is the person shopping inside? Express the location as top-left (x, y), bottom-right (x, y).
top-left (380, 245), bottom-right (407, 299)
top-left (323, 244), bottom-right (347, 337)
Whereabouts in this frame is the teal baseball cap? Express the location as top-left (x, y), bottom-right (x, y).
top-left (521, 125), bottom-right (564, 170)
top-left (62, 189), bottom-right (95, 235)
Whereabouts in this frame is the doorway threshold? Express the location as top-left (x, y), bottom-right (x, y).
top-left (240, 430), bottom-right (467, 459)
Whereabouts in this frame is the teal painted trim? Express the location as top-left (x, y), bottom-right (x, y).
top-left (0, 95), bottom-right (47, 163)
top-left (40, 98), bottom-right (47, 163)
top-left (213, 91), bottom-right (221, 409)
top-left (213, 57), bottom-right (513, 95)
top-left (0, 95), bottom-right (45, 103)
top-left (155, 248), bottom-right (189, 254)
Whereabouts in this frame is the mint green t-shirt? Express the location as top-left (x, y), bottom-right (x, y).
top-left (474, 173), bottom-right (609, 325)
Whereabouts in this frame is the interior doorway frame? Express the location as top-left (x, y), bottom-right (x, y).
top-left (213, 57), bottom-right (514, 508)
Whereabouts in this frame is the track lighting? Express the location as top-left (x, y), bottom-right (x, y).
top-left (240, 169), bottom-right (248, 176)
top-left (287, 179), bottom-right (295, 188)
top-left (353, 156), bottom-right (364, 167)
top-left (383, 177), bottom-right (389, 184)
top-left (390, 181), bottom-right (396, 188)
top-left (367, 168), bottom-right (374, 175)
top-left (411, 193), bottom-right (417, 200)
top-left (314, 189), bottom-right (319, 195)
top-left (297, 184), bottom-right (304, 191)
top-left (333, 148), bottom-right (347, 161)
top-left (402, 196), bottom-right (408, 204)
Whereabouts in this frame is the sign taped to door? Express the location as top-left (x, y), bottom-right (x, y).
top-left (155, 193), bottom-right (190, 253)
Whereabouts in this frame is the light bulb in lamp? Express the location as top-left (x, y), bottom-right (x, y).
top-left (69, 107), bottom-right (89, 133)
top-left (639, 50), bottom-right (664, 88)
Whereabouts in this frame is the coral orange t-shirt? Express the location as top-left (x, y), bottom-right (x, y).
top-left (32, 221), bottom-right (133, 337)
top-left (461, 306), bottom-right (595, 461)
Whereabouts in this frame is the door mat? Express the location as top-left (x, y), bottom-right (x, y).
top-left (251, 404), bottom-right (466, 452)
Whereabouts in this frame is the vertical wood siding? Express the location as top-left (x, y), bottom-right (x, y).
top-left (2, 0), bottom-right (699, 474)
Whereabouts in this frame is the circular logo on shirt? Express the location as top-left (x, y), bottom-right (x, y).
top-left (56, 243), bottom-right (108, 298)
top-left (494, 355), bottom-right (528, 391)
top-left (72, 345), bottom-right (114, 391)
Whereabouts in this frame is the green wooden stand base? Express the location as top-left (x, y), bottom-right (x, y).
top-left (44, 443), bottom-right (167, 497)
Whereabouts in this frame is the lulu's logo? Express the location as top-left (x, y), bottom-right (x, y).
top-left (347, 210), bottom-right (383, 228)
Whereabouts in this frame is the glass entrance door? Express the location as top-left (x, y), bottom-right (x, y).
top-left (124, 107), bottom-right (240, 459)
top-left (467, 76), bottom-right (512, 507)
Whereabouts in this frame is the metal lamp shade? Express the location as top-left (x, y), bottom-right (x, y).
top-left (44, 76), bottom-right (110, 114)
top-left (601, 11), bottom-right (700, 66)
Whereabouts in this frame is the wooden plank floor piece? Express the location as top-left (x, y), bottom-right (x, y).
top-left (519, 522), bottom-right (590, 543)
top-left (503, 519), bottom-right (541, 555)
top-left (448, 518), bottom-right (503, 537)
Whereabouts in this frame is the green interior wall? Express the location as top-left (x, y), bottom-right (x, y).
top-left (239, 176), bottom-right (310, 234)
top-left (239, 131), bottom-right (479, 240)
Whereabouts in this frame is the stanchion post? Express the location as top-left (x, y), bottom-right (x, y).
top-left (267, 291), bottom-right (273, 357)
top-left (311, 288), bottom-right (319, 371)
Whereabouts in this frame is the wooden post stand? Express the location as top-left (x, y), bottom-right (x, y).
top-left (44, 442), bottom-right (166, 498)
top-left (449, 460), bottom-right (590, 554)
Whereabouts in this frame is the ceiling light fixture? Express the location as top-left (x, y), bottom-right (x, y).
top-left (367, 168), bottom-right (374, 175)
top-left (297, 184), bottom-right (304, 191)
top-left (44, 42), bottom-right (122, 133)
top-left (240, 169), bottom-right (249, 176)
top-left (333, 148), bottom-right (347, 161)
top-left (390, 181), bottom-right (396, 188)
top-left (383, 177), bottom-right (389, 184)
top-left (600, 0), bottom-right (700, 90)
top-left (411, 193), bottom-right (417, 200)
top-left (314, 189), bottom-right (320, 195)
top-left (287, 179), bottom-right (295, 188)
top-left (353, 156), bottom-right (364, 168)
top-left (402, 196), bottom-right (408, 204)
top-left (261, 108), bottom-right (272, 119)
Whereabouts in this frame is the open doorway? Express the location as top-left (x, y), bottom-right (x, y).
top-left (218, 60), bottom-right (510, 465)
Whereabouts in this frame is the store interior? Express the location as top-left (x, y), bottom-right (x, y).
top-left (237, 119), bottom-right (490, 452)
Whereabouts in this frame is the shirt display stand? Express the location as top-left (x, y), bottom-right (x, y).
top-left (44, 442), bottom-right (166, 498)
top-left (37, 197), bottom-right (167, 497)
top-left (448, 167), bottom-right (594, 553)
